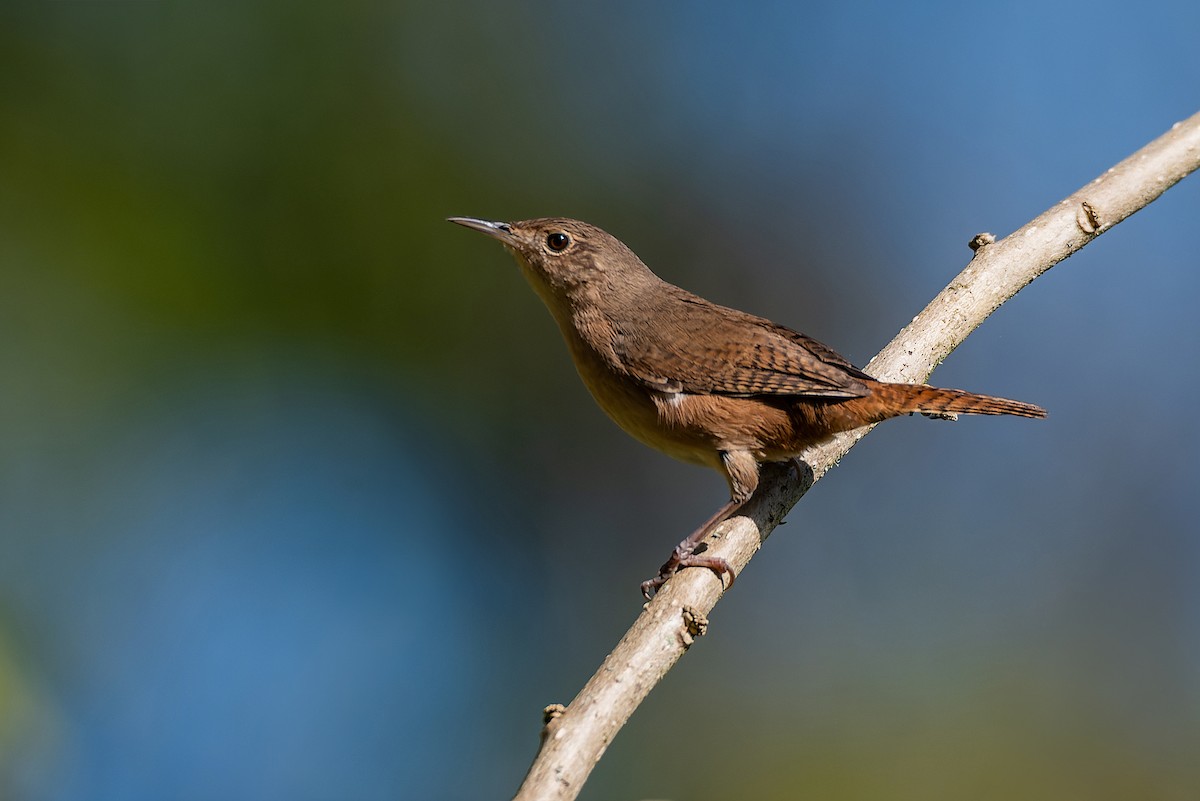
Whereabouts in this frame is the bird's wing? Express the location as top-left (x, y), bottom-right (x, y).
top-left (613, 294), bottom-right (872, 399)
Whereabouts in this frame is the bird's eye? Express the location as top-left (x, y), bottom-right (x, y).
top-left (546, 232), bottom-right (571, 252)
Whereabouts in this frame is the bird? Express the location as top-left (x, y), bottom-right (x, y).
top-left (449, 216), bottom-right (1046, 599)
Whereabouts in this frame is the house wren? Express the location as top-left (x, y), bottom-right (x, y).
top-left (449, 216), bottom-right (1046, 598)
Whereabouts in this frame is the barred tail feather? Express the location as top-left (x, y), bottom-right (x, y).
top-left (876, 383), bottom-right (1047, 419)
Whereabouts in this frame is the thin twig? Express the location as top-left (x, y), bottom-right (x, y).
top-left (513, 111), bottom-right (1200, 801)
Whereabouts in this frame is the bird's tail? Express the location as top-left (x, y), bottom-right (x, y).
top-left (871, 382), bottom-right (1047, 419)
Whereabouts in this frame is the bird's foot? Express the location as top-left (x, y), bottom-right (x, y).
top-left (640, 544), bottom-right (735, 600)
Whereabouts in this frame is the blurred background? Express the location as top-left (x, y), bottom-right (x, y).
top-left (1, 3), bottom-right (1197, 800)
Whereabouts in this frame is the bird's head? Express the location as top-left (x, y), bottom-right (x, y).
top-left (449, 216), bottom-right (657, 313)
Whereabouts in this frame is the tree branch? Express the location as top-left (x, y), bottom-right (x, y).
top-left (512, 111), bottom-right (1200, 801)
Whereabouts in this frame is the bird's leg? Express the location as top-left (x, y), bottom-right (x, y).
top-left (640, 498), bottom-right (741, 600)
top-left (640, 450), bottom-right (759, 600)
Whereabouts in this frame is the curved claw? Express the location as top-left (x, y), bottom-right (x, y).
top-left (640, 555), bottom-right (736, 600)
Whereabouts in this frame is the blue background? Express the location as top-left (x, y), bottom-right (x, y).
top-left (1, 3), bottom-right (1197, 799)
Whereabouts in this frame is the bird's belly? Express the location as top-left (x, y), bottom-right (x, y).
top-left (578, 369), bottom-right (817, 470)
top-left (599, 389), bottom-right (718, 466)
top-left (570, 365), bottom-right (718, 468)
top-left (611, 387), bottom-right (833, 466)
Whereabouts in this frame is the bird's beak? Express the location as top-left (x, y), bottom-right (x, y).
top-left (447, 216), bottom-right (515, 244)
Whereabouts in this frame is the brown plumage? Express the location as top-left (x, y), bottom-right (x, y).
top-left (449, 216), bottom-right (1046, 598)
